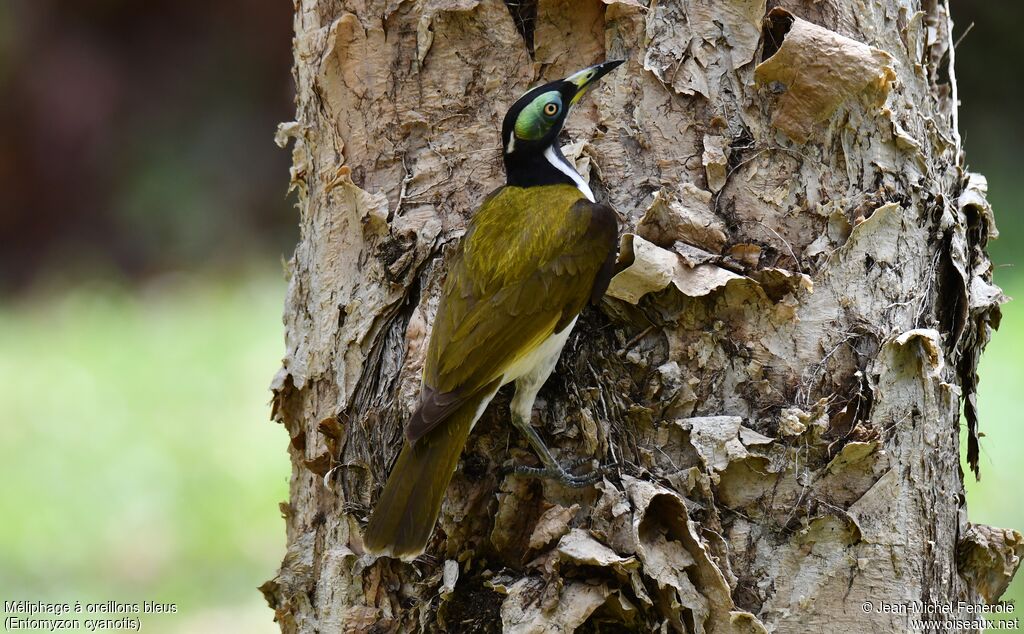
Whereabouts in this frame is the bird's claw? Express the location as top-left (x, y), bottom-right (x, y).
top-left (507, 459), bottom-right (615, 488)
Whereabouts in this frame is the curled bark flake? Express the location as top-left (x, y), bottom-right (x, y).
top-left (501, 577), bottom-right (611, 633)
top-left (754, 8), bottom-right (896, 144)
top-left (529, 503), bottom-right (580, 550)
top-left (325, 167), bottom-right (390, 232)
top-left (958, 173), bottom-right (998, 242)
top-left (957, 524), bottom-right (1024, 605)
top-left (636, 185), bottom-right (728, 253)
top-left (832, 201), bottom-right (903, 265)
top-left (275, 121), bottom-right (310, 197)
top-left (607, 234), bottom-right (742, 304)
top-left (824, 440), bottom-right (879, 474)
top-left (623, 476), bottom-right (765, 633)
top-left (846, 468), bottom-right (902, 545)
top-left (893, 328), bottom-right (945, 379)
top-left (555, 528), bottom-right (639, 572)
top-left (702, 133), bottom-right (729, 193)
top-left (951, 173), bottom-right (1005, 479)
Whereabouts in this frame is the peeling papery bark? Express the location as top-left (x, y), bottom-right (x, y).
top-left (264, 0), bottom-right (1018, 632)
top-left (754, 8), bottom-right (896, 144)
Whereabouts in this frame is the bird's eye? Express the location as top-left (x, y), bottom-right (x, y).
top-left (544, 103), bottom-right (559, 116)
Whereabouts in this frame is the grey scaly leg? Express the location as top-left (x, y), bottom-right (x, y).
top-left (506, 348), bottom-right (611, 488)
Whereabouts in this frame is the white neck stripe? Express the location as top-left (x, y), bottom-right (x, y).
top-left (543, 145), bottom-right (595, 202)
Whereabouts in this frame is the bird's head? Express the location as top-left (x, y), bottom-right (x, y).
top-left (501, 60), bottom-right (624, 165)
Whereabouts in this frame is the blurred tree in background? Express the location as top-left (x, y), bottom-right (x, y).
top-left (0, 0), bottom-right (295, 291)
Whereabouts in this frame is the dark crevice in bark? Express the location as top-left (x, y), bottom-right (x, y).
top-left (760, 8), bottom-right (794, 61)
top-left (504, 0), bottom-right (537, 56)
top-left (578, 611), bottom-right (646, 632)
top-left (440, 573), bottom-right (503, 633)
top-left (825, 360), bottom-right (877, 454)
top-left (937, 231), bottom-right (967, 352)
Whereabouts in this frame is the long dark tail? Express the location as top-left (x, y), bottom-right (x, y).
top-left (363, 392), bottom-right (489, 560)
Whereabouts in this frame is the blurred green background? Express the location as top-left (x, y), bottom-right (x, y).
top-left (0, 1), bottom-right (295, 631)
top-left (0, 1), bottom-right (1019, 632)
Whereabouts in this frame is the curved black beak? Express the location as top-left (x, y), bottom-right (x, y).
top-left (565, 59), bottom-right (625, 105)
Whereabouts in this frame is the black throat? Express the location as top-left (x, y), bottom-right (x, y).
top-left (503, 143), bottom-right (578, 189)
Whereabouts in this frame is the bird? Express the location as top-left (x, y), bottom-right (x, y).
top-left (362, 60), bottom-right (623, 560)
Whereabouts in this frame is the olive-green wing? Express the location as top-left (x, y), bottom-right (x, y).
top-left (405, 193), bottom-right (616, 441)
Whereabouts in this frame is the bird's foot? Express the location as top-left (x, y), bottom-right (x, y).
top-left (508, 458), bottom-right (615, 488)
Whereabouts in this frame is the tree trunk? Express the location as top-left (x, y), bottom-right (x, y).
top-left (262, 0), bottom-right (1021, 632)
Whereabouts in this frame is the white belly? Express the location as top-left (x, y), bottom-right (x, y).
top-left (501, 317), bottom-right (578, 385)
top-left (468, 317), bottom-right (579, 433)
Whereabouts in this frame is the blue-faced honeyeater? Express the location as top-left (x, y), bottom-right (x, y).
top-left (363, 61), bottom-right (624, 560)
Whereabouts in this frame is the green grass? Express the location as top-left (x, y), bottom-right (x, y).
top-left (0, 266), bottom-right (1019, 631)
top-left (0, 268), bottom-right (289, 633)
